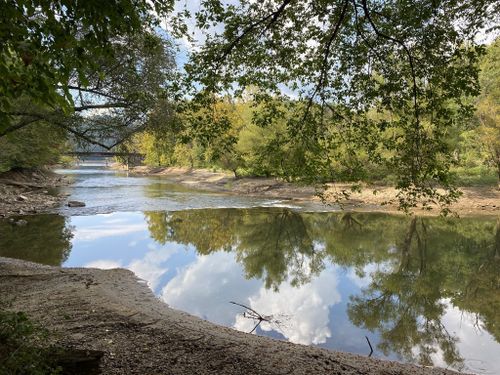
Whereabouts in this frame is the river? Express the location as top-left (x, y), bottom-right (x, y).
top-left (1, 162), bottom-right (499, 374)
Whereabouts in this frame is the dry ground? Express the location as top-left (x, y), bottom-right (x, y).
top-left (129, 166), bottom-right (500, 216)
top-left (0, 168), bottom-right (68, 218)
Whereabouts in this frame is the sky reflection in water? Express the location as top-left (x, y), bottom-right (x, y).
top-left (2, 208), bottom-right (498, 374)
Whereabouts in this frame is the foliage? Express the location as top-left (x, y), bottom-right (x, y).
top-left (0, 0), bottom-right (174, 133)
top-left (0, 308), bottom-right (60, 375)
top-left (2, 30), bottom-right (178, 154)
top-left (476, 38), bottom-right (500, 187)
top-left (0, 119), bottom-right (67, 172)
top-left (177, 0), bottom-right (499, 211)
top-left (130, 36), bottom-right (499, 201)
top-left (0, 215), bottom-right (73, 266)
top-left (1, 0), bottom-right (498, 209)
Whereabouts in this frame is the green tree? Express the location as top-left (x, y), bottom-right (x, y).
top-left (0, 1), bottom-right (178, 161)
top-left (477, 38), bottom-right (500, 188)
top-left (0, 215), bottom-right (73, 266)
top-left (0, 0), bottom-right (174, 125)
top-left (0, 119), bottom-right (67, 172)
top-left (182, 0), bottom-right (498, 211)
top-left (2, 31), bottom-right (177, 151)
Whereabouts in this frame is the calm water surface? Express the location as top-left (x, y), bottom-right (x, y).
top-left (1, 163), bottom-right (499, 374)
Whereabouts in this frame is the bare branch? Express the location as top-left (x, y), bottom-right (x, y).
top-left (64, 85), bottom-right (125, 102)
top-left (216, 0), bottom-right (293, 68)
top-left (0, 116), bottom-right (40, 137)
top-left (365, 336), bottom-right (374, 357)
top-left (302, 0), bottom-right (349, 123)
top-left (73, 103), bottom-right (128, 112)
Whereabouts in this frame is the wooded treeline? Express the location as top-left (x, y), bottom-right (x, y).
top-left (1, 0), bottom-right (499, 210)
top-left (120, 39), bottom-right (500, 189)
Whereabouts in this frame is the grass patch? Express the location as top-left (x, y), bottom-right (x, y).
top-left (451, 166), bottom-right (498, 187)
top-left (0, 308), bottom-right (61, 375)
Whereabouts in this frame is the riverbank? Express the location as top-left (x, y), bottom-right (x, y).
top-left (0, 257), bottom-right (462, 375)
top-left (0, 168), bottom-right (68, 218)
top-left (128, 166), bottom-right (500, 216)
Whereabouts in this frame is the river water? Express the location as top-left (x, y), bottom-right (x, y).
top-left (1, 163), bottom-right (499, 374)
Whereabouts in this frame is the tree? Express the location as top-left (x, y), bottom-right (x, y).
top-left (0, 215), bottom-right (73, 265)
top-left (2, 30), bottom-right (177, 150)
top-left (0, 115), bottom-right (67, 172)
top-left (181, 0), bottom-right (499, 211)
top-left (477, 38), bottom-right (500, 188)
top-left (0, 0), bottom-right (176, 149)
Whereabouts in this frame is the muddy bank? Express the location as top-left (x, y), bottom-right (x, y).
top-left (0, 168), bottom-right (68, 218)
top-left (129, 166), bottom-right (500, 216)
top-left (0, 257), bottom-right (461, 375)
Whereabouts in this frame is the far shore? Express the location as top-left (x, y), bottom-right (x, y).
top-left (125, 165), bottom-right (500, 217)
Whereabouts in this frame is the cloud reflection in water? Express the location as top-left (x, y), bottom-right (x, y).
top-left (162, 252), bottom-right (342, 345)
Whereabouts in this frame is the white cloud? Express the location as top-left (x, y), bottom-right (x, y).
top-left (161, 252), bottom-right (261, 325)
top-left (128, 247), bottom-right (176, 290)
top-left (73, 223), bottom-right (147, 241)
top-left (234, 269), bottom-right (341, 345)
top-left (85, 246), bottom-right (177, 291)
top-left (85, 260), bottom-right (122, 269)
top-left (162, 252), bottom-right (342, 345)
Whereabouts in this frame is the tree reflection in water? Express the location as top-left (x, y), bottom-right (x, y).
top-left (0, 214), bottom-right (73, 266)
top-left (143, 209), bottom-right (499, 369)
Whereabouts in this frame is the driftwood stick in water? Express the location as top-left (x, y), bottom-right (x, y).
top-left (230, 301), bottom-right (271, 334)
top-left (365, 336), bottom-right (374, 357)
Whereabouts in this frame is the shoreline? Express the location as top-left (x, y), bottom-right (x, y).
top-left (0, 257), bottom-right (463, 375)
top-left (0, 168), bottom-right (68, 218)
top-left (1, 165), bottom-right (498, 217)
top-left (127, 165), bottom-right (500, 217)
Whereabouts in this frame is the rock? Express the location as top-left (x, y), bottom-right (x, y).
top-left (68, 201), bottom-right (86, 207)
top-left (15, 219), bottom-right (28, 226)
top-left (16, 195), bottom-right (28, 201)
top-left (52, 348), bottom-right (103, 375)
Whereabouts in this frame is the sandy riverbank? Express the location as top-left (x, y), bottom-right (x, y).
top-left (0, 169), bottom-right (68, 218)
top-left (129, 166), bottom-right (500, 216)
top-left (0, 257), bottom-right (463, 375)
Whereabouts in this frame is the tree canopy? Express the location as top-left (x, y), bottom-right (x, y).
top-left (181, 0), bottom-right (499, 210)
top-left (1, 0), bottom-right (499, 210)
top-left (0, 0), bottom-right (176, 147)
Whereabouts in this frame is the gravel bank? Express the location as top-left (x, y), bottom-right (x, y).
top-left (128, 166), bottom-right (500, 216)
top-left (0, 168), bottom-right (67, 218)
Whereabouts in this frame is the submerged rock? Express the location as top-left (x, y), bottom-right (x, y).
top-left (68, 201), bottom-right (86, 207)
